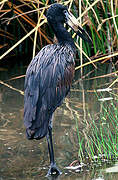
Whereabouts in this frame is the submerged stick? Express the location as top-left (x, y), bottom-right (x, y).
top-left (0, 80), bottom-right (24, 95)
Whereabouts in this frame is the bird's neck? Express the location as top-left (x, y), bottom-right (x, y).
top-left (50, 22), bottom-right (75, 48)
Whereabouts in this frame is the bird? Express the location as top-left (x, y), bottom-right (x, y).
top-left (24, 3), bottom-right (92, 176)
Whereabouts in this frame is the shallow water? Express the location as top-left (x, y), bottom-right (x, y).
top-left (0, 63), bottom-right (118, 179)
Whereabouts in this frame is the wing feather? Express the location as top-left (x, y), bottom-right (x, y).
top-left (24, 44), bottom-right (75, 139)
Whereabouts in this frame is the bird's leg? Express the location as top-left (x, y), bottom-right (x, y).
top-left (46, 126), bottom-right (61, 176)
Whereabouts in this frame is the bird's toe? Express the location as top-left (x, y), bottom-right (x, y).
top-left (46, 163), bottom-right (62, 176)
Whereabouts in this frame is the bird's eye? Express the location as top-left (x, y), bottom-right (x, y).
top-left (63, 10), bottom-right (67, 14)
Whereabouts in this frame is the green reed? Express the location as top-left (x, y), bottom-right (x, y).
top-left (76, 91), bottom-right (118, 162)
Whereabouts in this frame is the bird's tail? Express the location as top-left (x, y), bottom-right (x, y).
top-left (26, 128), bottom-right (47, 140)
top-left (25, 112), bottom-right (50, 140)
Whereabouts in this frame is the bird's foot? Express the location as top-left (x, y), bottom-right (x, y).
top-left (46, 163), bottom-right (62, 177)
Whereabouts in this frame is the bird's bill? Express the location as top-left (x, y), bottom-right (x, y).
top-left (66, 11), bottom-right (92, 44)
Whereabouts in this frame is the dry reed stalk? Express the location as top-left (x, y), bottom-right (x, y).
top-left (0, 80), bottom-right (24, 95)
top-left (75, 51), bottom-right (118, 70)
top-left (32, 0), bottom-right (49, 59)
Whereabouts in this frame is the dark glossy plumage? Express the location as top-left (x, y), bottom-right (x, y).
top-left (24, 43), bottom-right (75, 139)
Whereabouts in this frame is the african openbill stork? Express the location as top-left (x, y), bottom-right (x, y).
top-left (24, 3), bottom-right (92, 176)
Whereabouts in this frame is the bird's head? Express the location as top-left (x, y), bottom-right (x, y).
top-left (46, 4), bottom-right (67, 24)
top-left (46, 3), bottom-right (92, 44)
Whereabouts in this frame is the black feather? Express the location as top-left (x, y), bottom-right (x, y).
top-left (24, 44), bottom-right (75, 139)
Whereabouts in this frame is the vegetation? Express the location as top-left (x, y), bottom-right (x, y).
top-left (65, 85), bottom-right (118, 164)
top-left (75, 91), bottom-right (118, 162)
top-left (0, 1), bottom-right (118, 62)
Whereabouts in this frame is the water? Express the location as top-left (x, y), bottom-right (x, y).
top-left (0, 63), bottom-right (118, 179)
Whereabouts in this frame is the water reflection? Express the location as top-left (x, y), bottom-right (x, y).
top-left (0, 64), bottom-right (118, 179)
